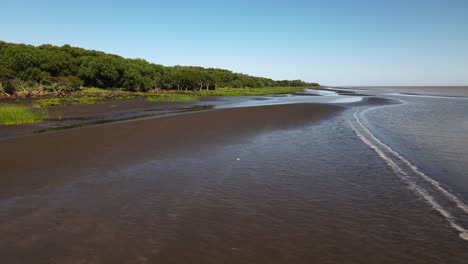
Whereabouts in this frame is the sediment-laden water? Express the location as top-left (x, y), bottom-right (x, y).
top-left (0, 86), bottom-right (467, 263)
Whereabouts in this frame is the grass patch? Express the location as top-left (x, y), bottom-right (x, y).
top-left (35, 98), bottom-right (64, 107)
top-left (144, 94), bottom-right (200, 102)
top-left (81, 87), bottom-right (120, 93)
top-left (31, 86), bottom-right (310, 108)
top-left (0, 105), bottom-right (48, 125)
top-left (74, 96), bottom-right (101, 104)
top-left (36, 96), bottom-right (102, 107)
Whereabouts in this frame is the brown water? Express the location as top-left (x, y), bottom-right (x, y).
top-left (1, 87), bottom-right (468, 263)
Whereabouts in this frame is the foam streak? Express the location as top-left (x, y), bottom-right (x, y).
top-left (354, 112), bottom-right (468, 214)
top-left (350, 121), bottom-right (468, 241)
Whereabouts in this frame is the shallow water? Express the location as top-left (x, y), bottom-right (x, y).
top-left (365, 98), bottom-right (468, 191)
top-left (1, 87), bottom-right (468, 263)
top-left (215, 89), bottom-right (362, 109)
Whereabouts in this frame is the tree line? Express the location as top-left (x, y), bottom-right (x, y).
top-left (0, 41), bottom-right (317, 95)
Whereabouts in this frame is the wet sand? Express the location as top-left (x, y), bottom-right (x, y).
top-left (0, 104), bottom-right (341, 199)
top-left (1, 99), bottom-right (468, 263)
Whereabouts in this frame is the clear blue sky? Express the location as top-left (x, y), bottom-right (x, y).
top-left (2, 0), bottom-right (468, 86)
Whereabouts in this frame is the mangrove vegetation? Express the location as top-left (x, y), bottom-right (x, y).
top-left (0, 41), bottom-right (318, 96)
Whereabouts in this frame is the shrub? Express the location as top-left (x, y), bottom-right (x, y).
top-left (2, 79), bottom-right (17, 95)
top-left (50, 76), bottom-right (84, 92)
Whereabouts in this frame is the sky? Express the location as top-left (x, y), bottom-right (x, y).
top-left (2, 0), bottom-right (468, 86)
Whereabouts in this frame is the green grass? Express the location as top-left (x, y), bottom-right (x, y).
top-left (35, 98), bottom-right (64, 107)
top-left (144, 94), bottom-right (200, 102)
top-left (192, 87), bottom-right (307, 97)
top-left (36, 96), bottom-right (102, 107)
top-left (30, 86), bottom-right (311, 108)
top-left (74, 96), bottom-right (101, 104)
top-left (0, 105), bottom-right (48, 125)
top-left (81, 87), bottom-right (120, 93)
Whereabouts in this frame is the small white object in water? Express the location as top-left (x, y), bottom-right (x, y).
top-left (236, 158), bottom-right (240, 161)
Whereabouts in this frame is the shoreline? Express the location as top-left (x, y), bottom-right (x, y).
top-left (0, 87), bottom-right (319, 136)
top-left (0, 86), bottom-right (313, 101)
top-left (0, 86), bottom-right (352, 140)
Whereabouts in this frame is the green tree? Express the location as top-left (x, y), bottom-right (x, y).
top-left (0, 41), bottom-right (317, 94)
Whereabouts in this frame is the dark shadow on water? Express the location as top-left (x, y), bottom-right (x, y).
top-left (34, 105), bottom-right (214, 134)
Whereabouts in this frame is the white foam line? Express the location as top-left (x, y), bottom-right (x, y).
top-left (349, 123), bottom-right (468, 241)
top-left (354, 112), bottom-right (468, 214)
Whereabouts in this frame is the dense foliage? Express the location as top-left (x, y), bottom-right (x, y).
top-left (0, 41), bottom-right (317, 95)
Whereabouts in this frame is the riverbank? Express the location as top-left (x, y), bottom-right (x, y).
top-left (0, 87), bottom-right (330, 140)
top-left (0, 86), bottom-right (310, 105)
top-left (0, 87), bottom-right (311, 128)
